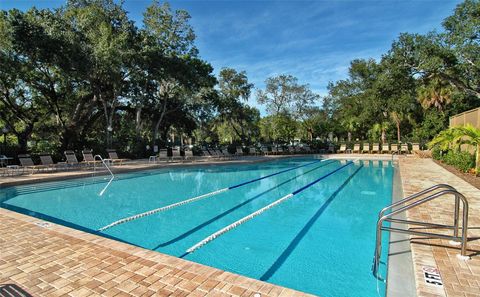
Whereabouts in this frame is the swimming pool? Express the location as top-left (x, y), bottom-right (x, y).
top-left (0, 157), bottom-right (393, 296)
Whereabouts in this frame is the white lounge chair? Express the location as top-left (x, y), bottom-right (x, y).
top-left (361, 143), bottom-right (370, 154)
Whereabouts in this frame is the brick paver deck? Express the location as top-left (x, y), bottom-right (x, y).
top-left (0, 209), bottom-right (312, 297)
top-left (399, 157), bottom-right (480, 297)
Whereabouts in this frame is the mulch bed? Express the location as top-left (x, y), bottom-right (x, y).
top-left (433, 159), bottom-right (480, 190)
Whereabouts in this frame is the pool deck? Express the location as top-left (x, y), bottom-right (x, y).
top-left (0, 154), bottom-right (479, 296)
top-left (399, 157), bottom-right (480, 297)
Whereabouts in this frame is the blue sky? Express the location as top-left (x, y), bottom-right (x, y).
top-left (0, 0), bottom-right (463, 113)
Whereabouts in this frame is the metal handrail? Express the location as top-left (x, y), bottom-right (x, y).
top-left (372, 186), bottom-right (469, 281)
top-left (390, 150), bottom-right (400, 166)
top-left (93, 155), bottom-right (115, 196)
top-left (378, 184), bottom-right (455, 219)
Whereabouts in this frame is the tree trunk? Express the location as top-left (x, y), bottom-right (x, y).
top-left (15, 124), bottom-right (34, 153)
top-left (381, 128), bottom-right (386, 144)
top-left (396, 121), bottom-right (401, 142)
top-left (135, 107), bottom-right (143, 141)
top-left (307, 128), bottom-right (313, 142)
top-left (347, 132), bottom-right (352, 142)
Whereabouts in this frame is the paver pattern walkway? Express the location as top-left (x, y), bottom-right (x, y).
top-left (399, 157), bottom-right (480, 297)
top-left (0, 209), bottom-right (312, 297)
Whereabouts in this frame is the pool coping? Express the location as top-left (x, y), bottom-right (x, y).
top-left (386, 162), bottom-right (416, 297)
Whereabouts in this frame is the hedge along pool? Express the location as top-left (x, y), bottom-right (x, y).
top-left (0, 157), bottom-right (394, 296)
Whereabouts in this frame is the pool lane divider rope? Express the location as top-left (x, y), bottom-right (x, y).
top-left (183, 160), bottom-right (355, 255)
top-left (98, 158), bottom-right (325, 232)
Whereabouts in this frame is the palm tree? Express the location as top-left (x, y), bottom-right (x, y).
top-left (417, 76), bottom-right (453, 112)
top-left (429, 124), bottom-right (480, 173)
top-left (454, 125), bottom-right (480, 173)
top-left (428, 128), bottom-right (459, 151)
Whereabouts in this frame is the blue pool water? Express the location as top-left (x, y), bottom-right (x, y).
top-left (0, 157), bottom-right (393, 296)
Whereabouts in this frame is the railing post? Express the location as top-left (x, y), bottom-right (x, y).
top-left (453, 194), bottom-right (460, 238)
top-left (461, 198), bottom-right (469, 256)
top-left (373, 220), bottom-right (382, 278)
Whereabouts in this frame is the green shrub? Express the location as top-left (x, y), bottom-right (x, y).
top-left (440, 150), bottom-right (475, 172)
top-left (431, 148), bottom-right (443, 160)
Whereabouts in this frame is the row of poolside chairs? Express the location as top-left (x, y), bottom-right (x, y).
top-left (337, 143), bottom-right (423, 154)
top-left (260, 145), bottom-right (314, 155)
top-left (150, 144), bottom-right (314, 163)
top-left (149, 147), bottom-right (248, 163)
top-left (1, 149), bottom-right (128, 176)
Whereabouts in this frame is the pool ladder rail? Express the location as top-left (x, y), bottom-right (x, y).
top-left (93, 155), bottom-right (115, 196)
top-left (372, 184), bottom-right (469, 281)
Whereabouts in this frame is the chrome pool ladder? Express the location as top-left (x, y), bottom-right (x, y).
top-left (93, 155), bottom-right (115, 196)
top-left (372, 184), bottom-right (469, 281)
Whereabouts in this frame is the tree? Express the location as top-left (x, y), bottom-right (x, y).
top-left (137, 1), bottom-right (216, 148)
top-left (143, 0), bottom-right (198, 57)
top-left (417, 76), bottom-right (454, 111)
top-left (63, 0), bottom-right (138, 147)
top-left (256, 74), bottom-right (318, 116)
top-left (0, 7), bottom-right (95, 151)
top-left (299, 107), bottom-right (330, 141)
top-left (216, 68), bottom-right (256, 144)
top-left (440, 0), bottom-right (480, 100)
top-left (326, 59), bottom-right (382, 141)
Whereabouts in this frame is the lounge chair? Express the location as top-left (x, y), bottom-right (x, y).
top-left (277, 146), bottom-right (285, 155)
top-left (199, 149), bottom-right (210, 159)
top-left (171, 148), bottom-right (182, 161)
top-left (158, 149), bottom-right (168, 161)
top-left (39, 153), bottom-right (66, 171)
top-left (106, 149), bottom-right (129, 165)
top-left (18, 154), bottom-right (48, 174)
top-left (184, 150), bottom-right (196, 161)
top-left (64, 150), bottom-right (83, 168)
top-left (401, 144), bottom-right (409, 154)
top-left (82, 150), bottom-right (102, 166)
top-left (361, 143), bottom-right (370, 154)
top-left (390, 144), bottom-right (399, 154)
top-left (208, 149), bottom-right (220, 159)
top-left (338, 144), bottom-right (347, 154)
top-left (381, 144), bottom-right (390, 154)
top-left (206, 148), bottom-right (216, 158)
top-left (236, 147), bottom-right (244, 156)
top-left (326, 144), bottom-right (333, 153)
top-left (220, 148), bottom-right (235, 159)
top-left (214, 149), bottom-right (229, 160)
top-left (0, 155), bottom-right (13, 167)
top-left (261, 146), bottom-right (269, 155)
top-left (305, 146), bottom-right (312, 154)
top-left (352, 143), bottom-right (360, 153)
top-left (371, 143), bottom-right (380, 154)
top-left (411, 143), bottom-right (430, 157)
top-left (271, 146), bottom-right (278, 155)
top-left (288, 146), bottom-right (295, 154)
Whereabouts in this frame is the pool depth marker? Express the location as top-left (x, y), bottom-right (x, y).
top-left (98, 158), bottom-right (325, 232)
top-left (184, 161), bottom-right (355, 255)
